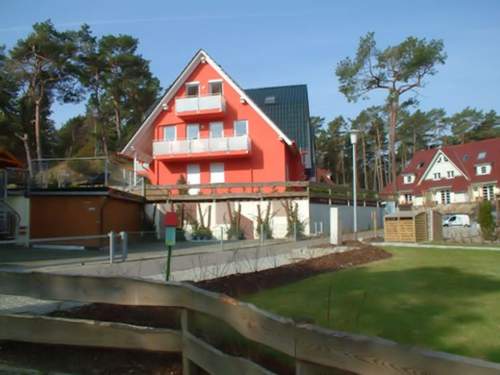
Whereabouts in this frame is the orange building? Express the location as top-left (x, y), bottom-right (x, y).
top-left (121, 50), bottom-right (315, 189)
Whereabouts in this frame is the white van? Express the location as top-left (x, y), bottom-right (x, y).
top-left (443, 214), bottom-right (470, 227)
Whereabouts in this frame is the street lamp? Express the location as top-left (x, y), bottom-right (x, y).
top-left (350, 130), bottom-right (360, 240)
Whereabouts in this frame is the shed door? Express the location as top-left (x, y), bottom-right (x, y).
top-left (187, 164), bottom-right (200, 195)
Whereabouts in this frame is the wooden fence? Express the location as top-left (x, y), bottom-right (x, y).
top-left (1, 271), bottom-right (499, 374)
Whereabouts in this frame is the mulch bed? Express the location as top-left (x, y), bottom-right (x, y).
top-left (195, 243), bottom-right (392, 297)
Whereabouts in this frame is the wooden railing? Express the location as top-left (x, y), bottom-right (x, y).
top-left (140, 180), bottom-right (380, 203)
top-left (1, 272), bottom-right (499, 374)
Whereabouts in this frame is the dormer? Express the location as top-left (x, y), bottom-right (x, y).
top-left (420, 150), bottom-right (466, 184)
top-left (403, 173), bottom-right (415, 184)
top-left (475, 163), bottom-right (492, 176)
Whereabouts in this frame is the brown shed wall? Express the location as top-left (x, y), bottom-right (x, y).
top-left (30, 195), bottom-right (143, 246)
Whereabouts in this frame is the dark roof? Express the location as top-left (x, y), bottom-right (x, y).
top-left (245, 85), bottom-right (312, 153)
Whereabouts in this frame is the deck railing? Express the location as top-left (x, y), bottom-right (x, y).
top-left (0, 272), bottom-right (499, 374)
top-left (175, 94), bottom-right (225, 114)
top-left (153, 135), bottom-right (250, 157)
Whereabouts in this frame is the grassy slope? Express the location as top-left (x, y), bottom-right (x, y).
top-left (244, 247), bottom-right (500, 362)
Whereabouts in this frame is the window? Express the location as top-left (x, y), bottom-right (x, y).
top-left (404, 194), bottom-right (413, 203)
top-left (404, 175), bottom-right (414, 184)
top-left (443, 156), bottom-right (449, 162)
top-left (417, 162), bottom-right (425, 169)
top-left (185, 82), bottom-right (199, 97)
top-left (187, 124), bottom-right (200, 140)
top-left (264, 96), bottom-right (276, 105)
top-left (478, 151), bottom-right (486, 160)
top-left (209, 122), bottom-right (223, 138)
top-left (210, 163), bottom-right (224, 183)
top-left (433, 172), bottom-right (441, 180)
top-left (163, 126), bottom-right (176, 141)
top-left (483, 184), bottom-right (495, 201)
top-left (208, 80), bottom-right (222, 95)
top-left (447, 170), bottom-right (454, 178)
top-left (476, 164), bottom-right (491, 176)
top-left (234, 120), bottom-right (248, 136)
top-left (437, 156), bottom-right (442, 163)
top-left (440, 190), bottom-right (451, 205)
top-left (463, 154), bottom-right (469, 161)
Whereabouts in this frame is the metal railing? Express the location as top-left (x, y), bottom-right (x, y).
top-left (175, 94), bottom-right (225, 114)
top-left (153, 135), bottom-right (250, 157)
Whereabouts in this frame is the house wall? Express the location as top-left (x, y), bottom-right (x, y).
top-left (150, 62), bottom-right (298, 186)
top-left (423, 152), bottom-right (463, 181)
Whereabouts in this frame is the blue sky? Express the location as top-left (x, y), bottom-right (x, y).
top-left (1, 0), bottom-right (499, 128)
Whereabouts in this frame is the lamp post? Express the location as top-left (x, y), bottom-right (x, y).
top-left (350, 130), bottom-right (359, 240)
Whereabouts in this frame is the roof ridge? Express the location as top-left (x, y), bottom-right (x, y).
top-left (245, 84), bottom-right (307, 91)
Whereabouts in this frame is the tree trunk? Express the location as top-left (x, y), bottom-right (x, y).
top-left (361, 132), bottom-right (368, 190)
top-left (374, 123), bottom-right (384, 192)
top-left (388, 95), bottom-right (399, 193)
top-left (34, 98), bottom-right (42, 160)
top-left (16, 133), bottom-right (33, 177)
top-left (113, 99), bottom-right (121, 140)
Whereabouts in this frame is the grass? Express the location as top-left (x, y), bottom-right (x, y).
top-left (243, 246), bottom-right (500, 363)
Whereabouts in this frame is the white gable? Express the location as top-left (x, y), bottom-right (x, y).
top-left (421, 150), bottom-right (465, 182)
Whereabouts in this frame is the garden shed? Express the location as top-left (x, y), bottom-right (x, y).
top-left (384, 211), bottom-right (428, 242)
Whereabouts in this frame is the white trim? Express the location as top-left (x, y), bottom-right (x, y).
top-left (417, 150), bottom-right (469, 185)
top-left (121, 49), bottom-right (292, 160)
top-left (185, 81), bottom-right (200, 85)
top-left (208, 79), bottom-right (223, 83)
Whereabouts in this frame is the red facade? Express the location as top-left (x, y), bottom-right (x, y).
top-left (122, 50), bottom-right (305, 187)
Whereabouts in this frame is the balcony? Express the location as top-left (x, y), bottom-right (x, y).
top-left (175, 94), bottom-right (225, 119)
top-left (153, 135), bottom-right (251, 161)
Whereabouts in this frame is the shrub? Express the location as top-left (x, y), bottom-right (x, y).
top-left (281, 200), bottom-right (305, 239)
top-left (226, 202), bottom-right (244, 240)
top-left (478, 200), bottom-right (496, 241)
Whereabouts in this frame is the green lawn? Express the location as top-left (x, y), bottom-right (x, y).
top-left (244, 246), bottom-right (500, 363)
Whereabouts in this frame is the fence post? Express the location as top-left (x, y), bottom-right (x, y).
top-left (319, 221), bottom-right (323, 235)
top-left (120, 231), bottom-right (128, 262)
top-left (181, 309), bottom-right (196, 375)
top-left (260, 222), bottom-right (264, 244)
top-left (294, 221), bottom-right (297, 241)
top-left (108, 231), bottom-right (115, 264)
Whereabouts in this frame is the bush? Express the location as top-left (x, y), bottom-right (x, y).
top-left (193, 226), bottom-right (213, 240)
top-left (478, 200), bottom-right (496, 241)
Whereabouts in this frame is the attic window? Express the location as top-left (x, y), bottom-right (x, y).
top-left (477, 151), bottom-right (486, 160)
top-left (463, 154), bottom-right (469, 161)
top-left (264, 96), bottom-right (276, 105)
top-left (417, 162), bottom-right (425, 169)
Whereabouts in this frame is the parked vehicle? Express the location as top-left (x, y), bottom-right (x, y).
top-left (443, 214), bottom-right (470, 227)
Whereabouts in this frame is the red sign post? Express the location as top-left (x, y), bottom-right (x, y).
top-left (164, 212), bottom-right (177, 281)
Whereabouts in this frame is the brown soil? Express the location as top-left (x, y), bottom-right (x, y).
top-left (0, 341), bottom-right (182, 374)
top-left (195, 244), bottom-right (392, 297)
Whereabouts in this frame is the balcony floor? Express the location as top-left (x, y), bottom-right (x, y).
top-left (154, 149), bottom-right (250, 162)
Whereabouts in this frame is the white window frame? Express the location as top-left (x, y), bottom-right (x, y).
top-left (433, 172), bottom-right (441, 180)
top-left (208, 79), bottom-right (223, 95)
top-left (186, 124), bottom-right (200, 140)
top-left (447, 170), bottom-right (454, 179)
top-left (185, 81), bottom-right (200, 97)
top-left (162, 125), bottom-right (176, 141)
top-left (404, 193), bottom-right (413, 203)
top-left (210, 162), bottom-right (225, 183)
top-left (483, 184), bottom-right (495, 201)
top-left (234, 120), bottom-right (248, 137)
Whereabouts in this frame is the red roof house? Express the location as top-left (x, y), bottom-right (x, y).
top-left (382, 138), bottom-right (500, 206)
top-left (121, 50), bottom-right (314, 192)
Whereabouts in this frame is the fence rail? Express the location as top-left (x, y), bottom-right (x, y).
top-left (0, 272), bottom-right (499, 374)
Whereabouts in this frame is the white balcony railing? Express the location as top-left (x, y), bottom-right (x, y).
top-left (153, 135), bottom-right (250, 157)
top-left (175, 94), bottom-right (225, 114)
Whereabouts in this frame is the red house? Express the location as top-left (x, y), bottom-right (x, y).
top-left (381, 138), bottom-right (500, 206)
top-left (121, 50), bottom-right (315, 191)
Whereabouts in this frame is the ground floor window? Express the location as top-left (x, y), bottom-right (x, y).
top-left (404, 193), bottom-right (413, 203)
top-left (210, 162), bottom-right (224, 183)
top-left (483, 184), bottom-right (495, 201)
top-left (440, 190), bottom-right (451, 205)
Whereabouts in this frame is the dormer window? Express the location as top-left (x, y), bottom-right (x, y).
top-left (403, 174), bottom-right (415, 184)
top-left (185, 82), bottom-right (199, 97)
top-left (433, 172), bottom-right (441, 180)
top-left (417, 162), bottom-right (425, 169)
top-left (476, 164), bottom-right (491, 176)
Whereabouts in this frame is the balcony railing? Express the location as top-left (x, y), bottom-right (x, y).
top-left (175, 94), bottom-right (225, 115)
top-left (153, 135), bottom-right (250, 158)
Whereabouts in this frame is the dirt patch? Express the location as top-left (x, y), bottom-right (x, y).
top-left (0, 341), bottom-right (182, 374)
top-left (195, 244), bottom-right (391, 297)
